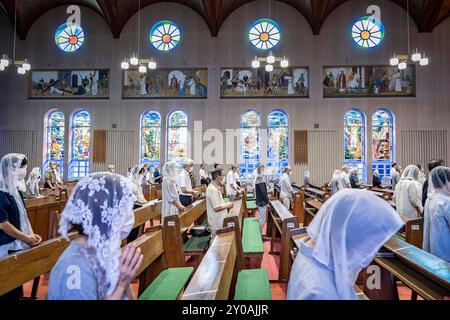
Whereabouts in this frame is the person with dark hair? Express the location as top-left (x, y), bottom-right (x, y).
top-left (423, 166), bottom-right (450, 262)
top-left (206, 168), bottom-right (234, 238)
top-left (0, 154), bottom-right (42, 300)
top-left (391, 163), bottom-right (401, 190)
top-left (255, 165), bottom-right (269, 237)
top-left (417, 164), bottom-right (426, 185)
top-left (48, 173), bottom-right (143, 300)
top-left (422, 159), bottom-right (445, 207)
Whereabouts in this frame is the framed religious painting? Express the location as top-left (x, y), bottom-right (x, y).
top-left (220, 67), bottom-right (309, 98)
top-left (323, 65), bottom-right (415, 98)
top-left (122, 68), bottom-right (207, 99)
top-left (28, 69), bottom-right (110, 99)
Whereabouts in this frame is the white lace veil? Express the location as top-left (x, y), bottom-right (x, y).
top-left (400, 165), bottom-right (420, 181)
top-left (307, 189), bottom-right (403, 300)
top-left (428, 166), bottom-right (450, 198)
top-left (163, 161), bottom-right (179, 181)
top-left (58, 173), bottom-right (136, 299)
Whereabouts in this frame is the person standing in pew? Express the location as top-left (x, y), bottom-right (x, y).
top-left (226, 164), bottom-right (243, 202)
top-left (372, 169), bottom-right (383, 188)
top-left (255, 165), bottom-right (270, 240)
top-left (199, 163), bottom-right (209, 186)
top-left (178, 159), bottom-right (200, 207)
top-left (162, 161), bottom-right (186, 222)
top-left (303, 170), bottom-right (311, 188)
top-left (286, 189), bottom-right (403, 300)
top-left (153, 165), bottom-right (162, 184)
top-left (44, 161), bottom-right (58, 190)
top-left (280, 166), bottom-right (294, 210)
top-left (393, 165), bottom-right (423, 221)
top-left (349, 167), bottom-right (363, 189)
top-left (128, 165), bottom-right (148, 242)
top-left (48, 173), bottom-right (143, 300)
top-left (341, 165), bottom-right (351, 188)
top-left (422, 159), bottom-right (445, 207)
top-left (0, 154), bottom-right (42, 300)
top-left (206, 169), bottom-right (234, 238)
top-left (329, 170), bottom-right (347, 196)
top-left (391, 163), bottom-right (401, 191)
top-left (422, 166), bottom-right (450, 263)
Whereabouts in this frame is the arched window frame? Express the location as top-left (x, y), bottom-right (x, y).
top-left (141, 110), bottom-right (162, 167)
top-left (167, 110), bottom-right (188, 165)
top-left (69, 110), bottom-right (91, 179)
top-left (44, 110), bottom-right (65, 177)
top-left (240, 109), bottom-right (262, 180)
top-left (267, 109), bottom-right (289, 179)
top-left (344, 109), bottom-right (367, 182)
top-left (372, 108), bottom-right (395, 183)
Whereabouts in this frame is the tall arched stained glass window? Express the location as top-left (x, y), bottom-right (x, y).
top-left (167, 110), bottom-right (188, 164)
top-left (69, 110), bottom-right (90, 179)
top-left (44, 110), bottom-right (65, 177)
top-left (141, 111), bottom-right (161, 167)
top-left (240, 109), bottom-right (261, 180)
top-left (267, 110), bottom-right (288, 179)
top-left (344, 109), bottom-right (366, 181)
top-left (372, 109), bottom-right (394, 183)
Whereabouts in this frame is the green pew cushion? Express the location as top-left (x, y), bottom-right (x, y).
top-left (139, 267), bottom-right (194, 300)
top-left (246, 200), bottom-right (257, 210)
top-left (234, 269), bottom-right (271, 300)
top-left (242, 218), bottom-right (264, 254)
top-left (184, 235), bottom-right (210, 253)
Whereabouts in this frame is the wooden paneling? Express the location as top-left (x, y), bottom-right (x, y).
top-left (93, 130), bottom-right (107, 163)
top-left (294, 130), bottom-right (308, 165)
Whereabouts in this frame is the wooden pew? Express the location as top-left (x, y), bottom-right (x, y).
top-left (182, 226), bottom-right (271, 300)
top-left (304, 187), bottom-right (330, 202)
top-left (268, 200), bottom-right (299, 282)
top-left (0, 232), bottom-right (78, 297)
top-left (162, 199), bottom-right (209, 268)
top-left (223, 199), bottom-right (264, 268)
top-left (363, 237), bottom-right (450, 300)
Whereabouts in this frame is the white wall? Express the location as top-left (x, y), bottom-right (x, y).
top-left (0, 0), bottom-right (449, 183)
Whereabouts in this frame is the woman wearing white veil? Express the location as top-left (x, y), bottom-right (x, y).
top-left (129, 165), bottom-right (147, 205)
top-left (393, 165), bottom-right (423, 221)
top-left (287, 189), bottom-right (403, 300)
top-left (26, 167), bottom-right (42, 198)
top-left (162, 160), bottom-right (185, 221)
top-left (48, 173), bottom-right (143, 300)
top-left (422, 166), bottom-right (450, 262)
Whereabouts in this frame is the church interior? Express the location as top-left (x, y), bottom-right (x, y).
top-left (0, 0), bottom-right (449, 303)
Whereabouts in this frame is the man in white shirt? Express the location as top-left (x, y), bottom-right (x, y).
top-left (226, 164), bottom-right (242, 202)
top-left (207, 168), bottom-right (234, 237)
top-left (341, 165), bottom-right (351, 188)
top-left (178, 159), bottom-right (200, 206)
top-left (199, 163), bottom-right (208, 185)
top-left (280, 166), bottom-right (294, 209)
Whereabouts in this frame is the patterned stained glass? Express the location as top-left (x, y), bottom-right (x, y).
top-left (344, 109), bottom-right (366, 181)
top-left (150, 20), bottom-right (181, 52)
top-left (241, 110), bottom-right (261, 179)
top-left (45, 110), bottom-right (65, 176)
top-left (167, 111), bottom-right (188, 163)
top-left (249, 18), bottom-right (281, 50)
top-left (70, 110), bottom-right (90, 179)
top-left (267, 110), bottom-right (288, 178)
top-left (141, 111), bottom-right (161, 166)
top-left (352, 16), bottom-right (385, 49)
top-left (372, 109), bottom-right (394, 182)
top-left (55, 22), bottom-right (85, 53)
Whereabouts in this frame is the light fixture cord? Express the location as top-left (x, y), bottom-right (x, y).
top-left (137, 0), bottom-right (141, 59)
top-left (406, 0), bottom-right (410, 54)
top-left (269, 0), bottom-right (271, 19)
top-left (12, 0), bottom-right (17, 61)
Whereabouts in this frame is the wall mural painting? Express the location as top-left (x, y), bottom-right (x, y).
top-left (323, 65), bottom-right (415, 97)
top-left (123, 68), bottom-right (207, 99)
top-left (221, 67), bottom-right (309, 98)
top-left (29, 69), bottom-right (109, 99)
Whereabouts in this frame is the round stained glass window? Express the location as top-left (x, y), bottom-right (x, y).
top-left (249, 18), bottom-right (280, 50)
top-left (55, 22), bottom-right (85, 53)
top-left (150, 20), bottom-right (181, 52)
top-left (352, 16), bottom-right (385, 48)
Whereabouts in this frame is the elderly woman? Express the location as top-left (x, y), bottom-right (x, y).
top-left (372, 169), bottom-right (382, 188)
top-left (162, 161), bottom-right (185, 222)
top-left (422, 166), bottom-right (450, 262)
top-left (303, 171), bottom-right (311, 188)
top-left (26, 167), bottom-right (42, 198)
top-left (287, 189), bottom-right (403, 300)
top-left (393, 165), bottom-right (423, 221)
top-left (48, 173), bottom-right (143, 300)
top-left (0, 154), bottom-right (42, 300)
top-left (329, 170), bottom-right (347, 196)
